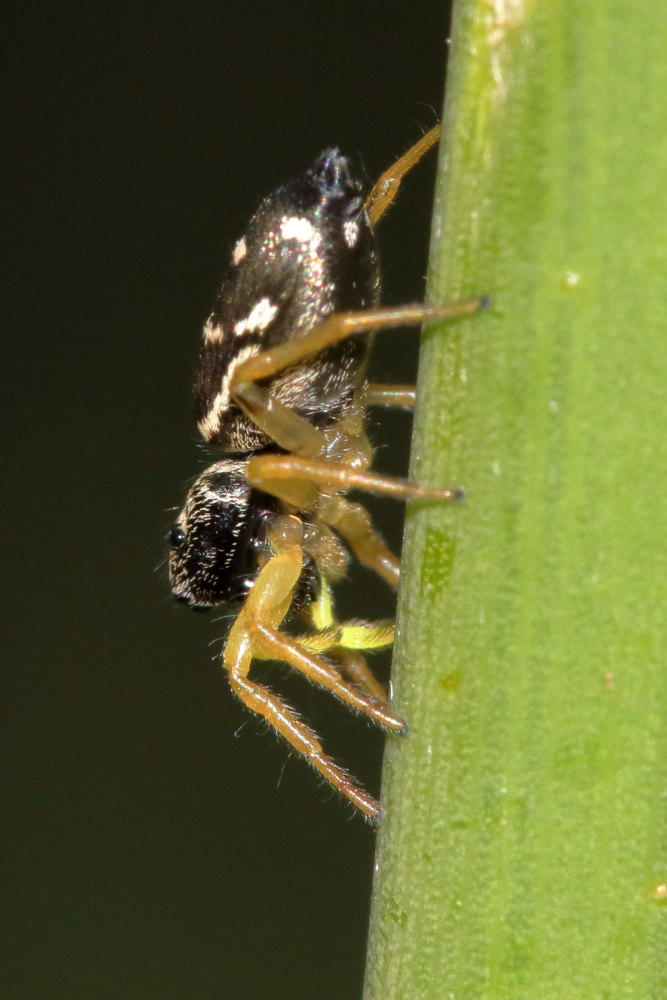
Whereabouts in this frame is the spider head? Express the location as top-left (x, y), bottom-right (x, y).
top-left (168, 460), bottom-right (272, 609)
top-left (168, 460), bottom-right (319, 611)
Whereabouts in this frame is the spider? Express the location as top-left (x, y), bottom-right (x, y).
top-left (168, 125), bottom-right (485, 823)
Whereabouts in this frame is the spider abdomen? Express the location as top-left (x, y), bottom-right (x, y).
top-left (193, 149), bottom-right (380, 451)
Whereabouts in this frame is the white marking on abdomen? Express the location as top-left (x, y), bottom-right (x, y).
top-left (232, 236), bottom-right (247, 265)
top-left (197, 343), bottom-right (261, 440)
top-left (280, 216), bottom-right (317, 243)
top-left (233, 297), bottom-right (278, 337)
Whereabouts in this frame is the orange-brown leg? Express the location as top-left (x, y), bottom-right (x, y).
top-left (246, 451), bottom-right (464, 504)
top-left (228, 669), bottom-right (383, 822)
top-left (231, 379), bottom-right (328, 458)
top-left (223, 515), bottom-right (392, 822)
top-left (249, 620), bottom-right (406, 734)
top-left (366, 384), bottom-right (416, 408)
top-left (334, 649), bottom-right (390, 706)
top-left (318, 496), bottom-right (401, 589)
top-left (365, 123), bottom-right (442, 226)
top-left (232, 299), bottom-right (485, 389)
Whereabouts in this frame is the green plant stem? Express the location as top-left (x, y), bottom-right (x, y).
top-left (364, 2), bottom-right (667, 997)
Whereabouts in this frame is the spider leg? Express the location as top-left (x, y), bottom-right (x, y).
top-left (328, 619), bottom-right (394, 651)
top-left (366, 384), bottom-right (416, 408)
top-left (223, 514), bottom-right (394, 823)
top-left (311, 585), bottom-right (396, 710)
top-left (290, 620), bottom-right (394, 659)
top-left (231, 298), bottom-right (485, 388)
top-left (229, 294), bottom-right (485, 463)
top-left (288, 627), bottom-right (393, 706)
top-left (246, 452), bottom-right (464, 504)
top-left (364, 123), bottom-right (441, 226)
top-left (232, 379), bottom-right (328, 458)
top-left (317, 495), bottom-right (401, 589)
top-left (307, 582), bottom-right (392, 705)
top-left (243, 572), bottom-right (396, 719)
top-left (249, 621), bottom-right (405, 734)
top-left (334, 650), bottom-right (390, 706)
top-left (227, 667), bottom-right (383, 822)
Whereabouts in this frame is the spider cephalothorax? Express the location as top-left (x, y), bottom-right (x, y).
top-left (169, 460), bottom-right (320, 611)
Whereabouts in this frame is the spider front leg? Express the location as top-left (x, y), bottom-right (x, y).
top-left (224, 514), bottom-right (404, 822)
top-left (228, 659), bottom-right (384, 822)
top-left (249, 623), bottom-right (404, 734)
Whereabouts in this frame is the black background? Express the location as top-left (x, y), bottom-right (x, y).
top-left (4, 2), bottom-right (452, 997)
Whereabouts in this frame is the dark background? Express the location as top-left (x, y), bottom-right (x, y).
top-left (4, 2), bottom-right (452, 997)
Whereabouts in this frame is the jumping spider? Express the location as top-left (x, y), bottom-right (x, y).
top-left (168, 125), bottom-right (484, 822)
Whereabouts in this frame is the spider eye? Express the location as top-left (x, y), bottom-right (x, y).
top-left (169, 526), bottom-right (186, 548)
